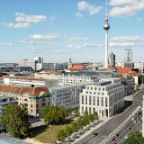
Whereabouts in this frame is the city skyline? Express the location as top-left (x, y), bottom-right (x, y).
top-left (0, 0), bottom-right (144, 63)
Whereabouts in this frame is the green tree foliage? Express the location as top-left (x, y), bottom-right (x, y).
top-left (57, 129), bottom-right (66, 141)
top-left (64, 126), bottom-right (73, 137)
top-left (0, 103), bottom-right (29, 138)
top-left (124, 131), bottom-right (144, 144)
top-left (42, 106), bottom-right (71, 125)
top-left (74, 108), bottom-right (80, 117)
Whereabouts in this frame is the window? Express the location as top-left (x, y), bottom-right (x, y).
top-left (101, 97), bottom-right (104, 106)
top-left (89, 107), bottom-right (91, 114)
top-left (82, 96), bottom-right (84, 104)
top-left (31, 105), bottom-right (33, 108)
top-left (93, 97), bottom-right (95, 105)
top-left (42, 98), bottom-right (45, 102)
top-left (105, 98), bottom-right (108, 107)
top-left (97, 97), bottom-right (99, 106)
top-left (89, 96), bottom-right (91, 105)
top-left (86, 96), bottom-right (87, 105)
top-left (82, 106), bottom-right (84, 113)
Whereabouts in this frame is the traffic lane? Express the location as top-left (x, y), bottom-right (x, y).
top-left (76, 88), bottom-right (144, 144)
top-left (79, 106), bottom-right (136, 144)
top-left (83, 106), bottom-right (137, 144)
top-left (116, 121), bottom-right (141, 144)
top-left (107, 120), bottom-right (135, 144)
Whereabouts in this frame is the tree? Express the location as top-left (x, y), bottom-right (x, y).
top-left (124, 131), bottom-right (144, 144)
top-left (64, 126), bottom-right (73, 137)
top-left (74, 108), bottom-right (80, 117)
top-left (42, 106), bottom-right (70, 125)
top-left (0, 103), bottom-right (29, 138)
top-left (57, 129), bottom-right (66, 142)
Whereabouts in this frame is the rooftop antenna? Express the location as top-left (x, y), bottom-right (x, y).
top-left (106, 0), bottom-right (108, 19)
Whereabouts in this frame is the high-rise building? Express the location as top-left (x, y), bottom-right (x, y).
top-left (103, 0), bottom-right (110, 69)
top-left (124, 49), bottom-right (132, 63)
top-left (109, 53), bottom-right (116, 67)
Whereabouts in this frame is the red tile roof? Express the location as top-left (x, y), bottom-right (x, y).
top-left (69, 65), bottom-right (86, 70)
top-left (117, 68), bottom-right (132, 75)
top-left (0, 85), bottom-right (50, 96)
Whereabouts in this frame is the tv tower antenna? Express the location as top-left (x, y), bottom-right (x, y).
top-left (103, 0), bottom-right (110, 69)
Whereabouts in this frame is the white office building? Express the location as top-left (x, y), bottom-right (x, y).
top-left (79, 78), bottom-right (124, 118)
top-left (49, 84), bottom-right (89, 109)
top-left (134, 62), bottom-right (144, 73)
top-left (2, 76), bottom-right (45, 86)
top-left (60, 74), bottom-right (94, 86)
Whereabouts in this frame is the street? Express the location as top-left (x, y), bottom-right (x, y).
top-left (75, 85), bottom-right (144, 144)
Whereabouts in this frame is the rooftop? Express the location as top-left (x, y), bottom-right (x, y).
top-left (94, 81), bottom-right (112, 86)
top-left (49, 83), bottom-right (93, 91)
top-left (64, 70), bottom-right (122, 79)
top-left (0, 85), bottom-right (50, 96)
top-left (0, 134), bottom-right (31, 144)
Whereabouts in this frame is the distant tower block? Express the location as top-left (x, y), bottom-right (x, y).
top-left (109, 53), bottom-right (116, 67)
top-left (124, 49), bottom-right (132, 63)
top-left (103, 0), bottom-right (110, 69)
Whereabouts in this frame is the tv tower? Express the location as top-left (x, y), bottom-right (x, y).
top-left (103, 0), bottom-right (110, 69)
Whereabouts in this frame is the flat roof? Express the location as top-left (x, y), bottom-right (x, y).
top-left (94, 81), bottom-right (112, 86)
top-left (0, 134), bottom-right (31, 144)
top-left (49, 83), bottom-right (94, 91)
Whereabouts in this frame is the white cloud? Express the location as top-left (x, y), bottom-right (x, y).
top-left (64, 36), bottom-right (89, 41)
top-left (3, 22), bottom-right (30, 28)
top-left (19, 41), bottom-right (39, 45)
top-left (67, 43), bottom-right (103, 49)
top-left (109, 0), bottom-right (133, 6)
top-left (111, 36), bottom-right (144, 42)
top-left (76, 12), bottom-right (83, 17)
top-left (29, 34), bottom-right (60, 40)
top-left (109, 42), bottom-right (135, 47)
top-left (109, 0), bottom-right (144, 17)
top-left (77, 1), bottom-right (102, 15)
top-left (0, 43), bottom-right (14, 46)
top-left (15, 12), bottom-right (47, 23)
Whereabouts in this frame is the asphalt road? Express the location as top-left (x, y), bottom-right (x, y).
top-left (75, 85), bottom-right (144, 144)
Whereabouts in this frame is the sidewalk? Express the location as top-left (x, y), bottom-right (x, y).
top-left (124, 84), bottom-right (144, 101)
top-left (72, 117), bottom-right (112, 144)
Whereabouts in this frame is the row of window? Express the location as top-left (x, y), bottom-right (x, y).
top-left (81, 96), bottom-right (108, 107)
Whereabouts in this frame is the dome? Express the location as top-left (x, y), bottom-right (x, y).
top-left (103, 19), bottom-right (110, 30)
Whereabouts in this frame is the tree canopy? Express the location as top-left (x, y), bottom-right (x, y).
top-left (0, 103), bottom-right (30, 138)
top-left (42, 106), bottom-right (71, 125)
top-left (124, 131), bottom-right (144, 144)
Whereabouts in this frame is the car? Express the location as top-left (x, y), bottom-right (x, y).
top-left (111, 137), bottom-right (115, 141)
top-left (115, 133), bottom-right (119, 137)
top-left (126, 126), bottom-right (131, 131)
top-left (92, 132), bottom-right (98, 136)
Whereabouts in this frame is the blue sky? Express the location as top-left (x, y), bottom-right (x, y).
top-left (0, 0), bottom-right (144, 63)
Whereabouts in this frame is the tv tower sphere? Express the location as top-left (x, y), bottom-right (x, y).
top-left (103, 18), bottom-right (110, 30)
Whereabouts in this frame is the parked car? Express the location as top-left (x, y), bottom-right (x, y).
top-left (126, 126), bottom-right (131, 131)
